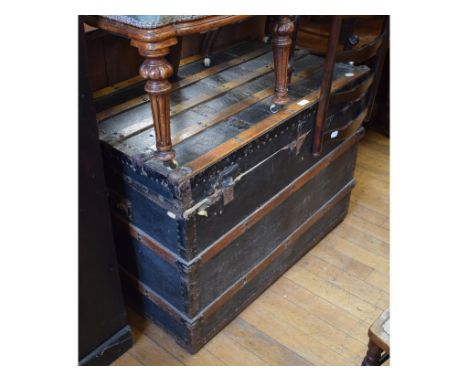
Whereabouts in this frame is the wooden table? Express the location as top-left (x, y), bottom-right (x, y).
top-left (82, 15), bottom-right (296, 163)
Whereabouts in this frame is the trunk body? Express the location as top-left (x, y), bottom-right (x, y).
top-left (98, 41), bottom-right (370, 352)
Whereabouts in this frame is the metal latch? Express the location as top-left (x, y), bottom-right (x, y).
top-left (217, 164), bottom-right (239, 206)
top-left (222, 180), bottom-right (235, 206)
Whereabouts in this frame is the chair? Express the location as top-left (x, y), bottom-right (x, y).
top-left (311, 15), bottom-right (389, 155)
top-left (82, 15), bottom-right (296, 163)
top-left (362, 308), bottom-right (390, 366)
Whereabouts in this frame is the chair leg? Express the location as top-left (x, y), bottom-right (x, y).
top-left (202, 29), bottom-right (220, 68)
top-left (271, 16), bottom-right (295, 111)
top-left (168, 37), bottom-right (183, 79)
top-left (131, 38), bottom-right (177, 162)
top-left (312, 15), bottom-right (342, 156)
top-left (362, 340), bottom-right (383, 366)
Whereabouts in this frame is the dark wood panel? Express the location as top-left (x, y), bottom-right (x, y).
top-left (79, 19), bottom-right (132, 365)
top-left (297, 15), bottom-right (389, 136)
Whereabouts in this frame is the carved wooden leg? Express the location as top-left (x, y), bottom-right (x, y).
top-left (132, 39), bottom-right (177, 162)
top-left (362, 340), bottom-right (383, 366)
top-left (271, 16), bottom-right (295, 109)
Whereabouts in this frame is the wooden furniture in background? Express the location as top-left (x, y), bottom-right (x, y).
top-left (83, 15), bottom-right (295, 163)
top-left (297, 16), bottom-right (390, 138)
top-left (362, 309), bottom-right (390, 366)
top-left (79, 20), bottom-right (132, 366)
top-left (310, 15), bottom-right (389, 156)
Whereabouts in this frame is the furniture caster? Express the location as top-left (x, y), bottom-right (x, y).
top-left (203, 57), bottom-right (212, 68)
top-left (270, 103), bottom-right (280, 114)
top-left (165, 158), bottom-right (179, 170)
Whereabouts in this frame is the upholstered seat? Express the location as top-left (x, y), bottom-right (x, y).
top-left (103, 15), bottom-right (207, 29)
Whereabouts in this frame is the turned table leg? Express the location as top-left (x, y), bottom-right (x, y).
top-left (132, 39), bottom-right (177, 162)
top-left (271, 16), bottom-right (295, 112)
top-left (362, 340), bottom-right (383, 366)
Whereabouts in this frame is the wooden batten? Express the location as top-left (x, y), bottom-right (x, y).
top-left (171, 46), bottom-right (271, 92)
top-left (120, 267), bottom-right (187, 321)
top-left (171, 59), bottom-right (324, 146)
top-left (185, 66), bottom-right (368, 176)
top-left (324, 109), bottom-right (367, 144)
top-left (331, 74), bottom-right (373, 104)
top-left (114, 127), bottom-right (364, 270)
top-left (120, 178), bottom-right (356, 326)
top-left (100, 55), bottom-right (309, 145)
top-left (112, 213), bottom-right (180, 266)
top-left (196, 127), bottom-right (364, 266)
top-left (199, 179), bottom-right (355, 321)
top-left (170, 64), bottom-right (274, 116)
top-left (96, 45), bottom-right (273, 121)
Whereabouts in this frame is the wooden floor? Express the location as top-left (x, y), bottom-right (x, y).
top-left (111, 129), bottom-right (389, 366)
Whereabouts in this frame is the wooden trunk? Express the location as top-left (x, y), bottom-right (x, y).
top-left (96, 40), bottom-right (370, 353)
